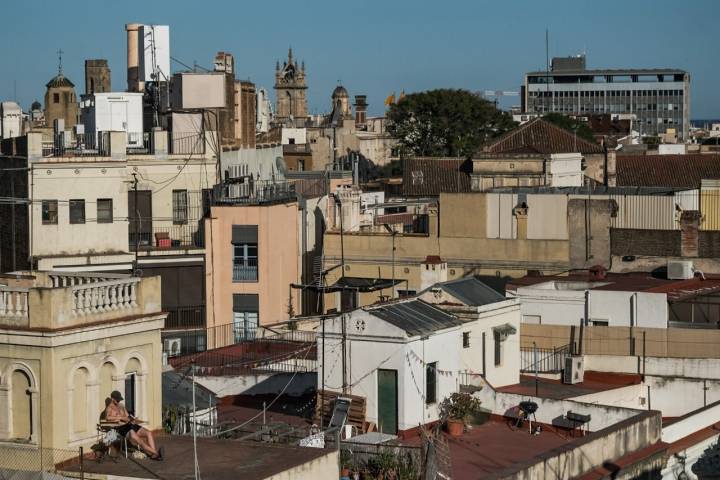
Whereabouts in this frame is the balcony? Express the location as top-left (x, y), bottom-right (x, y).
top-left (129, 222), bottom-right (204, 251)
top-left (213, 180), bottom-right (297, 206)
top-left (232, 259), bottom-right (258, 282)
top-left (0, 271), bottom-right (162, 331)
top-left (164, 305), bottom-right (206, 330)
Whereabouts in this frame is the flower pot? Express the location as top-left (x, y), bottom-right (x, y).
top-left (341, 467), bottom-right (350, 478)
top-left (446, 418), bottom-right (464, 436)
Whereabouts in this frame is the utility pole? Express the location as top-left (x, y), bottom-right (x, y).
top-left (341, 313), bottom-right (348, 394)
top-left (192, 361), bottom-right (199, 480)
top-left (131, 173), bottom-right (139, 275)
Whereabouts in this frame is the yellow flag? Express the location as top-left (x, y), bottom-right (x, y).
top-left (384, 93), bottom-right (396, 106)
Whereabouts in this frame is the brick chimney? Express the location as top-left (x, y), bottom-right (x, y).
top-left (680, 210), bottom-right (702, 257)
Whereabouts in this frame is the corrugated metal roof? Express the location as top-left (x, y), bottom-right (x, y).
top-left (368, 300), bottom-right (461, 336)
top-left (433, 277), bottom-right (506, 307)
top-left (162, 371), bottom-right (216, 410)
top-left (617, 154), bottom-right (720, 188)
top-left (482, 118), bottom-right (604, 155)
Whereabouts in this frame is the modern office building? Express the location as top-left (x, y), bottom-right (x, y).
top-left (522, 55), bottom-right (690, 140)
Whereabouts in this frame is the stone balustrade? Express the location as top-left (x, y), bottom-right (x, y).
top-left (48, 272), bottom-right (131, 288)
top-left (0, 287), bottom-right (29, 319)
top-left (70, 278), bottom-right (140, 316)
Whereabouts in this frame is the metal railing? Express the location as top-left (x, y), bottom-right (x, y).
top-left (43, 132), bottom-right (109, 157)
top-left (164, 305), bottom-right (206, 329)
top-left (167, 326), bottom-right (317, 375)
top-left (0, 446), bottom-right (88, 477)
top-left (520, 343), bottom-right (574, 373)
top-left (214, 180), bottom-right (297, 205)
top-left (127, 131), bottom-right (151, 154)
top-left (170, 132), bottom-right (205, 155)
top-left (232, 259), bottom-right (258, 282)
top-left (129, 223), bottom-right (204, 250)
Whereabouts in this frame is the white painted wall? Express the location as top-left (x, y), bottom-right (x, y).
top-left (474, 384), bottom-right (641, 431)
top-left (1, 101), bottom-right (22, 139)
top-left (282, 128), bottom-right (307, 145)
top-left (584, 355), bottom-right (720, 380)
top-left (80, 93), bottom-right (144, 145)
top-left (514, 283), bottom-right (668, 327)
top-left (30, 163), bottom-right (129, 257)
top-left (550, 153), bottom-right (583, 187)
top-left (319, 301), bottom-right (520, 432)
top-left (138, 25), bottom-right (170, 83)
top-left (221, 146), bottom-right (284, 182)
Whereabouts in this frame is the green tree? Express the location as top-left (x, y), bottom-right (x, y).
top-left (543, 113), bottom-right (597, 143)
top-left (387, 89), bottom-right (516, 158)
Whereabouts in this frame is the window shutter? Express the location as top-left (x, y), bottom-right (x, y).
top-left (233, 294), bottom-right (259, 312)
top-left (232, 225), bottom-right (258, 244)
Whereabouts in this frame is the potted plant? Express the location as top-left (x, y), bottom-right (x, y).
top-left (439, 392), bottom-right (482, 436)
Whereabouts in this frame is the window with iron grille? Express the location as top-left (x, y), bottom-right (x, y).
top-left (172, 190), bottom-right (188, 225)
top-left (463, 332), bottom-right (470, 349)
top-left (69, 199), bottom-right (85, 224)
top-left (97, 199), bottom-right (113, 223)
top-left (42, 200), bottom-right (58, 224)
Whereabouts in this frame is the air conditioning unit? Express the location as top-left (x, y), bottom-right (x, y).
top-left (563, 356), bottom-right (585, 384)
top-left (163, 338), bottom-right (182, 357)
top-left (668, 260), bottom-right (694, 280)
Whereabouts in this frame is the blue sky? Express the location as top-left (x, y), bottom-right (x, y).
top-left (0, 0), bottom-right (717, 118)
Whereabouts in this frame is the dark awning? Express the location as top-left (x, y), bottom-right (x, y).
top-left (233, 294), bottom-right (259, 312)
top-left (291, 277), bottom-right (403, 293)
top-left (232, 225), bottom-right (258, 244)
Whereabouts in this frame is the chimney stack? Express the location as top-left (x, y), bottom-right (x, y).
top-left (125, 23), bottom-right (142, 92)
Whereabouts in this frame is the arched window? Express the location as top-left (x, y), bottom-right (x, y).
top-left (99, 362), bottom-right (116, 412)
top-left (72, 367), bottom-right (90, 434)
top-left (286, 91), bottom-right (293, 117)
top-left (11, 370), bottom-right (32, 441)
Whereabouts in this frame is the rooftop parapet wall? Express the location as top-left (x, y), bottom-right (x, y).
top-left (0, 271), bottom-right (161, 330)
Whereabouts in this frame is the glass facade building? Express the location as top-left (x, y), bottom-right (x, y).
top-left (523, 57), bottom-right (690, 139)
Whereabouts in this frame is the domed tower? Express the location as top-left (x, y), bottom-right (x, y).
top-left (274, 48), bottom-right (308, 125)
top-left (331, 85), bottom-right (351, 119)
top-left (44, 54), bottom-right (78, 129)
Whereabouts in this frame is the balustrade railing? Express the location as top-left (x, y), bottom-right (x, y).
top-left (0, 287), bottom-right (29, 318)
top-left (48, 272), bottom-right (130, 288)
top-left (70, 278), bottom-right (139, 316)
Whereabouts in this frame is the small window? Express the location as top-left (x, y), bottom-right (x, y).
top-left (425, 362), bottom-right (437, 404)
top-left (463, 332), bottom-right (470, 349)
top-left (592, 320), bottom-right (609, 327)
top-left (494, 335), bottom-right (502, 366)
top-left (172, 190), bottom-right (188, 225)
top-left (42, 200), bottom-right (58, 224)
top-left (53, 93), bottom-right (60, 103)
top-left (69, 199), bottom-right (85, 224)
top-left (97, 199), bottom-right (113, 223)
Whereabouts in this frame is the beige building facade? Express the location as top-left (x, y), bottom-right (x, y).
top-left (0, 271), bottom-right (164, 466)
top-left (204, 200), bottom-right (300, 342)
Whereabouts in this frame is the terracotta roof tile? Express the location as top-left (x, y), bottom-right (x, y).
top-left (616, 154), bottom-right (720, 188)
top-left (483, 118), bottom-right (603, 154)
top-left (402, 157), bottom-right (472, 196)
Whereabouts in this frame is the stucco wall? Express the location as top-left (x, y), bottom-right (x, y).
top-left (205, 202), bottom-right (299, 332)
top-left (266, 449), bottom-right (338, 480)
top-left (31, 163), bottom-right (129, 257)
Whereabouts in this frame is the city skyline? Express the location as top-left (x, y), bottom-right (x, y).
top-left (1, 0), bottom-right (717, 118)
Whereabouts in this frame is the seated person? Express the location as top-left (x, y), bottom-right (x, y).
top-left (104, 390), bottom-right (163, 460)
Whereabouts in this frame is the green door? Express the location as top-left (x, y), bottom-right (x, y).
top-left (377, 369), bottom-right (398, 434)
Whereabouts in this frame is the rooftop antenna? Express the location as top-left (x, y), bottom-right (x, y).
top-left (545, 29), bottom-right (550, 113)
top-left (57, 48), bottom-right (64, 75)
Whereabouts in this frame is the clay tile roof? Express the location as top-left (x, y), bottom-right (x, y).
top-left (482, 118), bottom-right (603, 155)
top-left (46, 73), bottom-right (75, 89)
top-left (616, 154), bottom-right (720, 188)
top-left (402, 157), bottom-right (472, 196)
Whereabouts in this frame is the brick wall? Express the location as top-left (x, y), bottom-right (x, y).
top-left (611, 229), bottom-right (681, 257)
top-left (699, 231), bottom-right (720, 258)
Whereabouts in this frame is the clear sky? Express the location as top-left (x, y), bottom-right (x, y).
top-left (1, 0), bottom-right (717, 118)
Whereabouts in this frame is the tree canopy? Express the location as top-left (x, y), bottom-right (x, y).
top-left (543, 113), bottom-right (597, 143)
top-left (386, 89), bottom-right (516, 158)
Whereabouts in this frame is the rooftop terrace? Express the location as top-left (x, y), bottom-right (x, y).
top-left (0, 271), bottom-right (162, 331)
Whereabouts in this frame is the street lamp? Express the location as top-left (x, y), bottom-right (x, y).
top-left (383, 224), bottom-right (398, 299)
